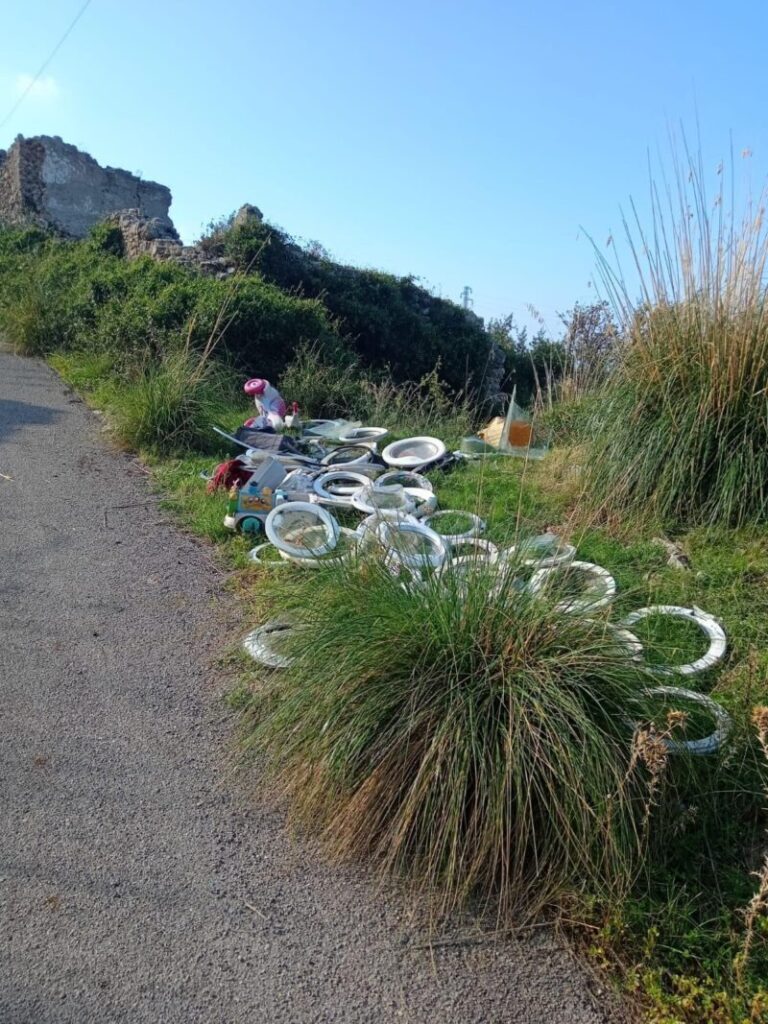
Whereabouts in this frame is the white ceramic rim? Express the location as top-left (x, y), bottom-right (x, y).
top-left (381, 436), bottom-right (447, 468)
top-left (247, 542), bottom-right (289, 566)
top-left (424, 509), bottom-right (486, 543)
top-left (265, 501), bottom-right (341, 558)
top-left (351, 485), bottom-right (416, 516)
top-left (313, 470), bottom-right (372, 500)
top-left (620, 605), bottom-right (727, 677)
top-left (338, 426), bottom-right (389, 445)
top-left (499, 535), bottom-right (577, 568)
top-left (377, 470), bottom-right (433, 492)
top-left (243, 621), bottom-right (296, 668)
top-left (450, 537), bottom-right (499, 561)
top-left (376, 519), bottom-right (449, 569)
top-left (278, 527), bottom-right (360, 567)
top-left (641, 685), bottom-right (732, 756)
top-left (321, 445), bottom-right (374, 467)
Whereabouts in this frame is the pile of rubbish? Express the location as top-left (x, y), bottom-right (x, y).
top-left (210, 378), bottom-right (732, 759)
top-left (205, 377), bottom-right (455, 537)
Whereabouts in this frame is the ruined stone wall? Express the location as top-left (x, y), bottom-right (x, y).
top-left (0, 135), bottom-right (176, 238)
top-left (0, 140), bottom-right (29, 226)
top-left (107, 210), bottom-right (235, 279)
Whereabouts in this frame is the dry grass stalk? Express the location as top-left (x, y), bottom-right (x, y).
top-left (735, 706), bottom-right (768, 981)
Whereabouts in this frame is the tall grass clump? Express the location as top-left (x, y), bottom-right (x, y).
top-left (279, 344), bottom-right (475, 445)
top-left (247, 558), bottom-right (655, 920)
top-left (111, 340), bottom-right (238, 454)
top-left (585, 142), bottom-right (768, 527)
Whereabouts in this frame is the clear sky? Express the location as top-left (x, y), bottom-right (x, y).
top-left (1, 0), bottom-right (766, 332)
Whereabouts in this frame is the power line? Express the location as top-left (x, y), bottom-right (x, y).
top-left (0, 0), bottom-right (94, 134)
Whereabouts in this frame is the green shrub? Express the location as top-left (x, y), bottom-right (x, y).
top-left (247, 557), bottom-right (655, 920)
top-left (0, 227), bottom-right (341, 379)
top-left (88, 221), bottom-right (125, 257)
top-left (584, 148), bottom-right (768, 528)
top-left (213, 218), bottom-right (494, 395)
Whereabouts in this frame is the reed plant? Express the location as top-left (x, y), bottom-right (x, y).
top-left (584, 143), bottom-right (768, 527)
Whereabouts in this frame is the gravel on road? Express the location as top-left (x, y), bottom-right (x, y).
top-left (0, 350), bottom-right (612, 1024)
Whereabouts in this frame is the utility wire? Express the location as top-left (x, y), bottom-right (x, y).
top-left (0, 0), bottom-right (94, 134)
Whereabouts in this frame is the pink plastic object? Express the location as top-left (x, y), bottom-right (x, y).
top-left (243, 377), bottom-right (287, 428)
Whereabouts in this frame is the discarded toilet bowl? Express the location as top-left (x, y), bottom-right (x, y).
top-left (337, 426), bottom-right (389, 446)
top-left (620, 605), bottom-right (727, 677)
top-left (528, 560), bottom-right (617, 614)
top-left (243, 621), bottom-right (298, 669)
top-left (279, 527), bottom-right (360, 567)
top-left (356, 511), bottom-right (420, 546)
top-left (265, 502), bottom-right (341, 559)
top-left (321, 445), bottom-right (375, 467)
top-left (500, 533), bottom-right (577, 568)
top-left (351, 483), bottom-right (416, 515)
top-left (376, 519), bottom-right (449, 571)
top-left (381, 437), bottom-right (447, 469)
top-left (376, 470), bottom-right (433, 492)
top-left (450, 537), bottom-right (499, 561)
top-left (313, 470), bottom-right (372, 501)
top-left (424, 510), bottom-right (486, 544)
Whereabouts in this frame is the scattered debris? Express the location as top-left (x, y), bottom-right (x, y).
top-left (218, 374), bottom-right (732, 757)
top-left (652, 536), bottom-right (692, 570)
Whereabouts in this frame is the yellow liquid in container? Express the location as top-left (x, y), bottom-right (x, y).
top-left (508, 421), bottom-right (533, 447)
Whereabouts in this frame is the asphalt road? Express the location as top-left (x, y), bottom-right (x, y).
top-left (0, 350), bottom-right (612, 1024)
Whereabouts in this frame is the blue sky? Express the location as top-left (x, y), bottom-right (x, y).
top-left (1, 0), bottom-right (766, 332)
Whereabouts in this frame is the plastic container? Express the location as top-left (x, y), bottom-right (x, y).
top-left (508, 421), bottom-right (533, 448)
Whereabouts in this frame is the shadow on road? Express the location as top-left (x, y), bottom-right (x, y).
top-left (0, 399), bottom-right (60, 442)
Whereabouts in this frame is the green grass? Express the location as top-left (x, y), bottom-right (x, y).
top-left (584, 144), bottom-right (768, 530)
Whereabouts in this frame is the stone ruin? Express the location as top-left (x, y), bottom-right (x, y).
top-left (0, 135), bottom-right (175, 238)
top-left (0, 135), bottom-right (252, 279)
top-left (104, 209), bottom-right (236, 279)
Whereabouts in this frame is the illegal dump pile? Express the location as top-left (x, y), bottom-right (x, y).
top-left (204, 375), bottom-right (735, 921)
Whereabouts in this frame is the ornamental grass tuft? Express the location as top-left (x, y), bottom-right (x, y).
top-left (247, 555), bottom-right (655, 921)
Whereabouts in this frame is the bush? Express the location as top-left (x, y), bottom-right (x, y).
top-left (247, 557), bottom-right (654, 920)
top-left (584, 148), bottom-right (768, 528)
top-left (211, 218), bottom-right (494, 395)
top-left (0, 228), bottom-right (341, 379)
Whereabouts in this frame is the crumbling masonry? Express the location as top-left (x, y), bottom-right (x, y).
top-left (0, 135), bottom-right (238, 277)
top-left (0, 135), bottom-right (175, 238)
